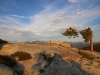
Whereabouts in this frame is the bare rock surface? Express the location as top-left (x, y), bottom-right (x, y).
top-left (35, 54), bottom-right (90, 75)
top-left (12, 63), bottom-right (25, 75)
top-left (0, 55), bottom-right (25, 75)
top-left (47, 40), bottom-right (71, 48)
top-left (0, 63), bottom-right (17, 75)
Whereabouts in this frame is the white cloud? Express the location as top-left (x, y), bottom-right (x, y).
top-left (0, 26), bottom-right (35, 36)
top-left (0, 26), bottom-right (41, 41)
top-left (76, 10), bottom-right (86, 15)
top-left (24, 4), bottom-right (100, 41)
top-left (10, 15), bottom-right (28, 18)
top-left (0, 16), bottom-right (25, 26)
top-left (68, 0), bottom-right (85, 2)
top-left (68, 0), bottom-right (79, 2)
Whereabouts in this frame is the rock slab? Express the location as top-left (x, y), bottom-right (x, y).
top-left (40, 54), bottom-right (90, 75)
top-left (0, 63), bottom-right (17, 75)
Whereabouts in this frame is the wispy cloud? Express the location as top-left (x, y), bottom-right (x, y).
top-left (0, 15), bottom-right (30, 27)
top-left (10, 15), bottom-right (29, 18)
top-left (68, 0), bottom-right (79, 2)
top-left (0, 26), bottom-right (42, 41)
top-left (68, 0), bottom-right (86, 2)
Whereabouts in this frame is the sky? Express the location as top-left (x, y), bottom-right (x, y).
top-left (0, 0), bottom-right (100, 42)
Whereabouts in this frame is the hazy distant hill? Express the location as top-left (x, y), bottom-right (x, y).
top-left (68, 42), bottom-right (100, 52)
top-left (24, 40), bottom-right (47, 45)
top-left (80, 44), bottom-right (100, 52)
top-left (69, 42), bottom-right (100, 48)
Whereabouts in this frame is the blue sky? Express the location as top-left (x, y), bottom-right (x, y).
top-left (0, 0), bottom-right (100, 42)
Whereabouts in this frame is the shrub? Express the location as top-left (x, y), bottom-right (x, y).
top-left (0, 55), bottom-right (17, 68)
top-left (11, 51), bottom-right (32, 61)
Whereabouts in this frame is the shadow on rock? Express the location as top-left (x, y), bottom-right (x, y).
top-left (31, 51), bottom-right (90, 75)
top-left (0, 43), bottom-right (8, 50)
top-left (0, 55), bottom-right (25, 75)
top-left (0, 39), bottom-right (8, 50)
top-left (31, 51), bottom-right (53, 75)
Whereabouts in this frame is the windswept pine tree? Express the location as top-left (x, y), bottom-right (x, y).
top-left (61, 27), bottom-right (93, 52)
top-left (61, 27), bottom-right (79, 38)
top-left (79, 27), bottom-right (93, 52)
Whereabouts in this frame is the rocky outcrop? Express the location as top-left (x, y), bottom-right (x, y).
top-left (47, 40), bottom-right (71, 48)
top-left (0, 42), bottom-right (100, 75)
top-left (0, 39), bottom-right (8, 43)
top-left (0, 43), bottom-right (14, 54)
top-left (0, 55), bottom-right (24, 75)
top-left (39, 54), bottom-right (90, 75)
top-left (12, 63), bottom-right (24, 75)
top-left (0, 63), bottom-right (17, 75)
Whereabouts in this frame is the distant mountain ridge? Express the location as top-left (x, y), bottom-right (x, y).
top-left (68, 42), bottom-right (100, 48)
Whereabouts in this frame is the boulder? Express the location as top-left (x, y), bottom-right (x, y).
top-left (12, 63), bottom-right (24, 75)
top-left (0, 55), bottom-right (24, 75)
top-left (0, 63), bottom-right (17, 75)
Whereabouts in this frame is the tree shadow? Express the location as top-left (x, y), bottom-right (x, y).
top-left (31, 51), bottom-right (52, 75)
top-left (31, 51), bottom-right (90, 75)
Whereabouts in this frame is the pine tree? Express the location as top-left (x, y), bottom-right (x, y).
top-left (61, 27), bottom-right (93, 52)
top-left (79, 27), bottom-right (93, 52)
top-left (61, 27), bottom-right (79, 38)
